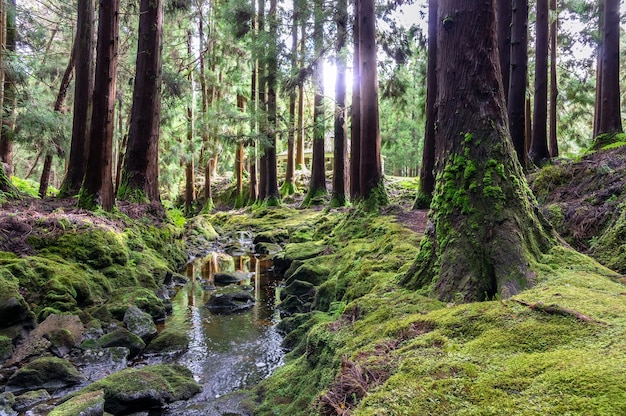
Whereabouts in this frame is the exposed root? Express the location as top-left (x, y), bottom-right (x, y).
top-left (514, 299), bottom-right (607, 325)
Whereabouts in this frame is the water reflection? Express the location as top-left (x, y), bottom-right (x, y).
top-left (165, 252), bottom-right (284, 401)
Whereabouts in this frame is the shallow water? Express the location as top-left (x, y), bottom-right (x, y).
top-left (160, 253), bottom-right (285, 414)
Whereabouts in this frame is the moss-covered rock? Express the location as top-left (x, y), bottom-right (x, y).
top-left (49, 390), bottom-right (105, 416)
top-left (0, 271), bottom-right (34, 330)
top-left (29, 229), bottom-right (129, 270)
top-left (591, 203), bottom-right (626, 274)
top-left (13, 389), bottom-right (51, 413)
top-left (0, 335), bottom-right (13, 360)
top-left (5, 357), bottom-right (83, 393)
top-left (284, 257), bottom-right (332, 286)
top-left (273, 240), bottom-right (328, 274)
top-left (123, 306), bottom-right (157, 342)
top-left (65, 364), bottom-right (201, 415)
top-left (97, 328), bottom-right (145, 357)
top-left (145, 327), bottom-right (190, 354)
top-left (106, 288), bottom-right (166, 322)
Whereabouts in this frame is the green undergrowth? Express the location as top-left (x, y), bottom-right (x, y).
top-left (252, 207), bottom-right (626, 416)
top-left (0, 210), bottom-right (186, 326)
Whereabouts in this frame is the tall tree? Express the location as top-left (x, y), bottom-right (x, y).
top-left (185, 30), bottom-right (195, 215)
top-left (264, 0), bottom-right (280, 205)
top-left (548, 0), bottom-right (558, 157)
top-left (295, 10), bottom-right (306, 170)
top-left (331, 0), bottom-right (348, 207)
top-left (249, 0), bottom-right (258, 201)
top-left (529, 0), bottom-right (550, 166)
top-left (117, 0), bottom-right (163, 203)
top-left (281, 6), bottom-right (298, 197)
top-left (40, 49), bottom-right (75, 198)
top-left (414, 0), bottom-right (437, 209)
top-left (496, 0), bottom-right (511, 103)
top-left (595, 0), bottom-right (623, 144)
top-left (358, 0), bottom-right (386, 205)
top-left (0, 0), bottom-right (16, 175)
top-left (78, 0), bottom-right (119, 211)
top-left (304, 0), bottom-right (327, 205)
top-left (59, 0), bottom-right (95, 197)
top-left (508, 0), bottom-right (529, 169)
top-left (402, 0), bottom-right (553, 302)
top-left (349, 0), bottom-right (361, 200)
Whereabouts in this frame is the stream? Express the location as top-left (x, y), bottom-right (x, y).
top-left (158, 239), bottom-right (285, 415)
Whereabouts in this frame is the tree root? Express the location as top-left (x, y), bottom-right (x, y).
top-left (514, 299), bottom-right (607, 325)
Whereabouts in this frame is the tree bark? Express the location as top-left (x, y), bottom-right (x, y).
top-left (117, 0), bottom-right (163, 203)
top-left (60, 0), bottom-right (94, 197)
top-left (496, 0), bottom-right (511, 103)
top-left (78, 0), bottom-right (119, 211)
top-left (257, 0), bottom-right (267, 201)
top-left (265, 0), bottom-right (280, 205)
top-left (402, 0), bottom-right (553, 302)
top-left (295, 14), bottom-right (306, 170)
top-left (415, 0), bottom-right (437, 209)
top-left (185, 30), bottom-right (195, 215)
top-left (529, 0), bottom-right (550, 167)
top-left (349, 0), bottom-right (361, 200)
top-left (40, 47), bottom-right (75, 199)
top-left (281, 5), bottom-right (298, 196)
top-left (595, 0), bottom-right (623, 142)
top-left (508, 0), bottom-right (528, 169)
top-left (358, 0), bottom-right (386, 205)
top-left (249, 0), bottom-right (258, 201)
top-left (0, 0), bottom-right (16, 176)
top-left (304, 0), bottom-right (327, 204)
top-left (548, 0), bottom-right (558, 157)
top-left (331, 0), bottom-right (348, 207)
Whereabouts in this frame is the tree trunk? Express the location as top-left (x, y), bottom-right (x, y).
top-left (304, 0), bottom-right (327, 205)
top-left (0, 0), bottom-right (16, 175)
top-left (257, 0), bottom-right (267, 201)
top-left (402, 0), bottom-right (553, 302)
top-left (548, 0), bottom-right (558, 157)
top-left (295, 15), bottom-right (306, 170)
top-left (414, 0), bottom-right (437, 209)
top-left (117, 0), bottom-right (163, 203)
top-left (508, 0), bottom-right (528, 169)
top-left (235, 94), bottom-right (246, 205)
top-left (358, 0), bottom-right (386, 205)
top-left (60, 0), bottom-right (94, 197)
top-left (529, 0), bottom-right (550, 167)
top-left (331, 0), bottom-right (348, 207)
top-left (40, 47), bottom-right (75, 199)
top-left (249, 0), bottom-right (258, 202)
top-left (78, 0), bottom-right (119, 211)
top-left (264, 0), bottom-right (280, 205)
top-left (496, 0), bottom-right (511, 103)
top-left (349, 0), bottom-right (361, 200)
top-left (281, 6), bottom-right (298, 197)
top-left (185, 30), bottom-right (196, 215)
top-left (595, 0), bottom-right (623, 143)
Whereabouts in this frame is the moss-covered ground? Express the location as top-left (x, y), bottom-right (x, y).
top-left (206, 195), bottom-right (626, 415)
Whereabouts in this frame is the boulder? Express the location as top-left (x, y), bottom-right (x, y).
top-left (5, 357), bottom-right (83, 394)
top-left (213, 271), bottom-right (251, 284)
top-left (254, 242), bottom-right (282, 255)
top-left (206, 289), bottom-right (255, 314)
top-left (49, 390), bottom-right (105, 416)
top-left (13, 389), bottom-right (51, 412)
top-left (62, 364), bottom-right (200, 415)
top-left (0, 274), bottom-right (35, 332)
top-left (144, 327), bottom-right (189, 355)
top-left (123, 306), bottom-right (157, 342)
top-left (73, 347), bottom-right (129, 383)
top-left (97, 328), bottom-right (145, 358)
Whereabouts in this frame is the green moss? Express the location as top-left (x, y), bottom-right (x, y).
top-left (65, 364), bottom-right (201, 414)
top-left (50, 390), bottom-right (105, 416)
top-left (106, 288), bottom-right (166, 321)
top-left (145, 326), bottom-right (190, 354)
top-left (0, 335), bottom-right (13, 359)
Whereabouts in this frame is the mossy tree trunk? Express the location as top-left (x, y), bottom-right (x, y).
top-left (117, 0), bottom-right (163, 204)
top-left (304, 0), bottom-right (327, 206)
top-left (402, 0), bottom-right (554, 302)
top-left (358, 0), bottom-right (386, 207)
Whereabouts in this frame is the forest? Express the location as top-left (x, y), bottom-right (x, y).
top-left (0, 0), bottom-right (625, 414)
